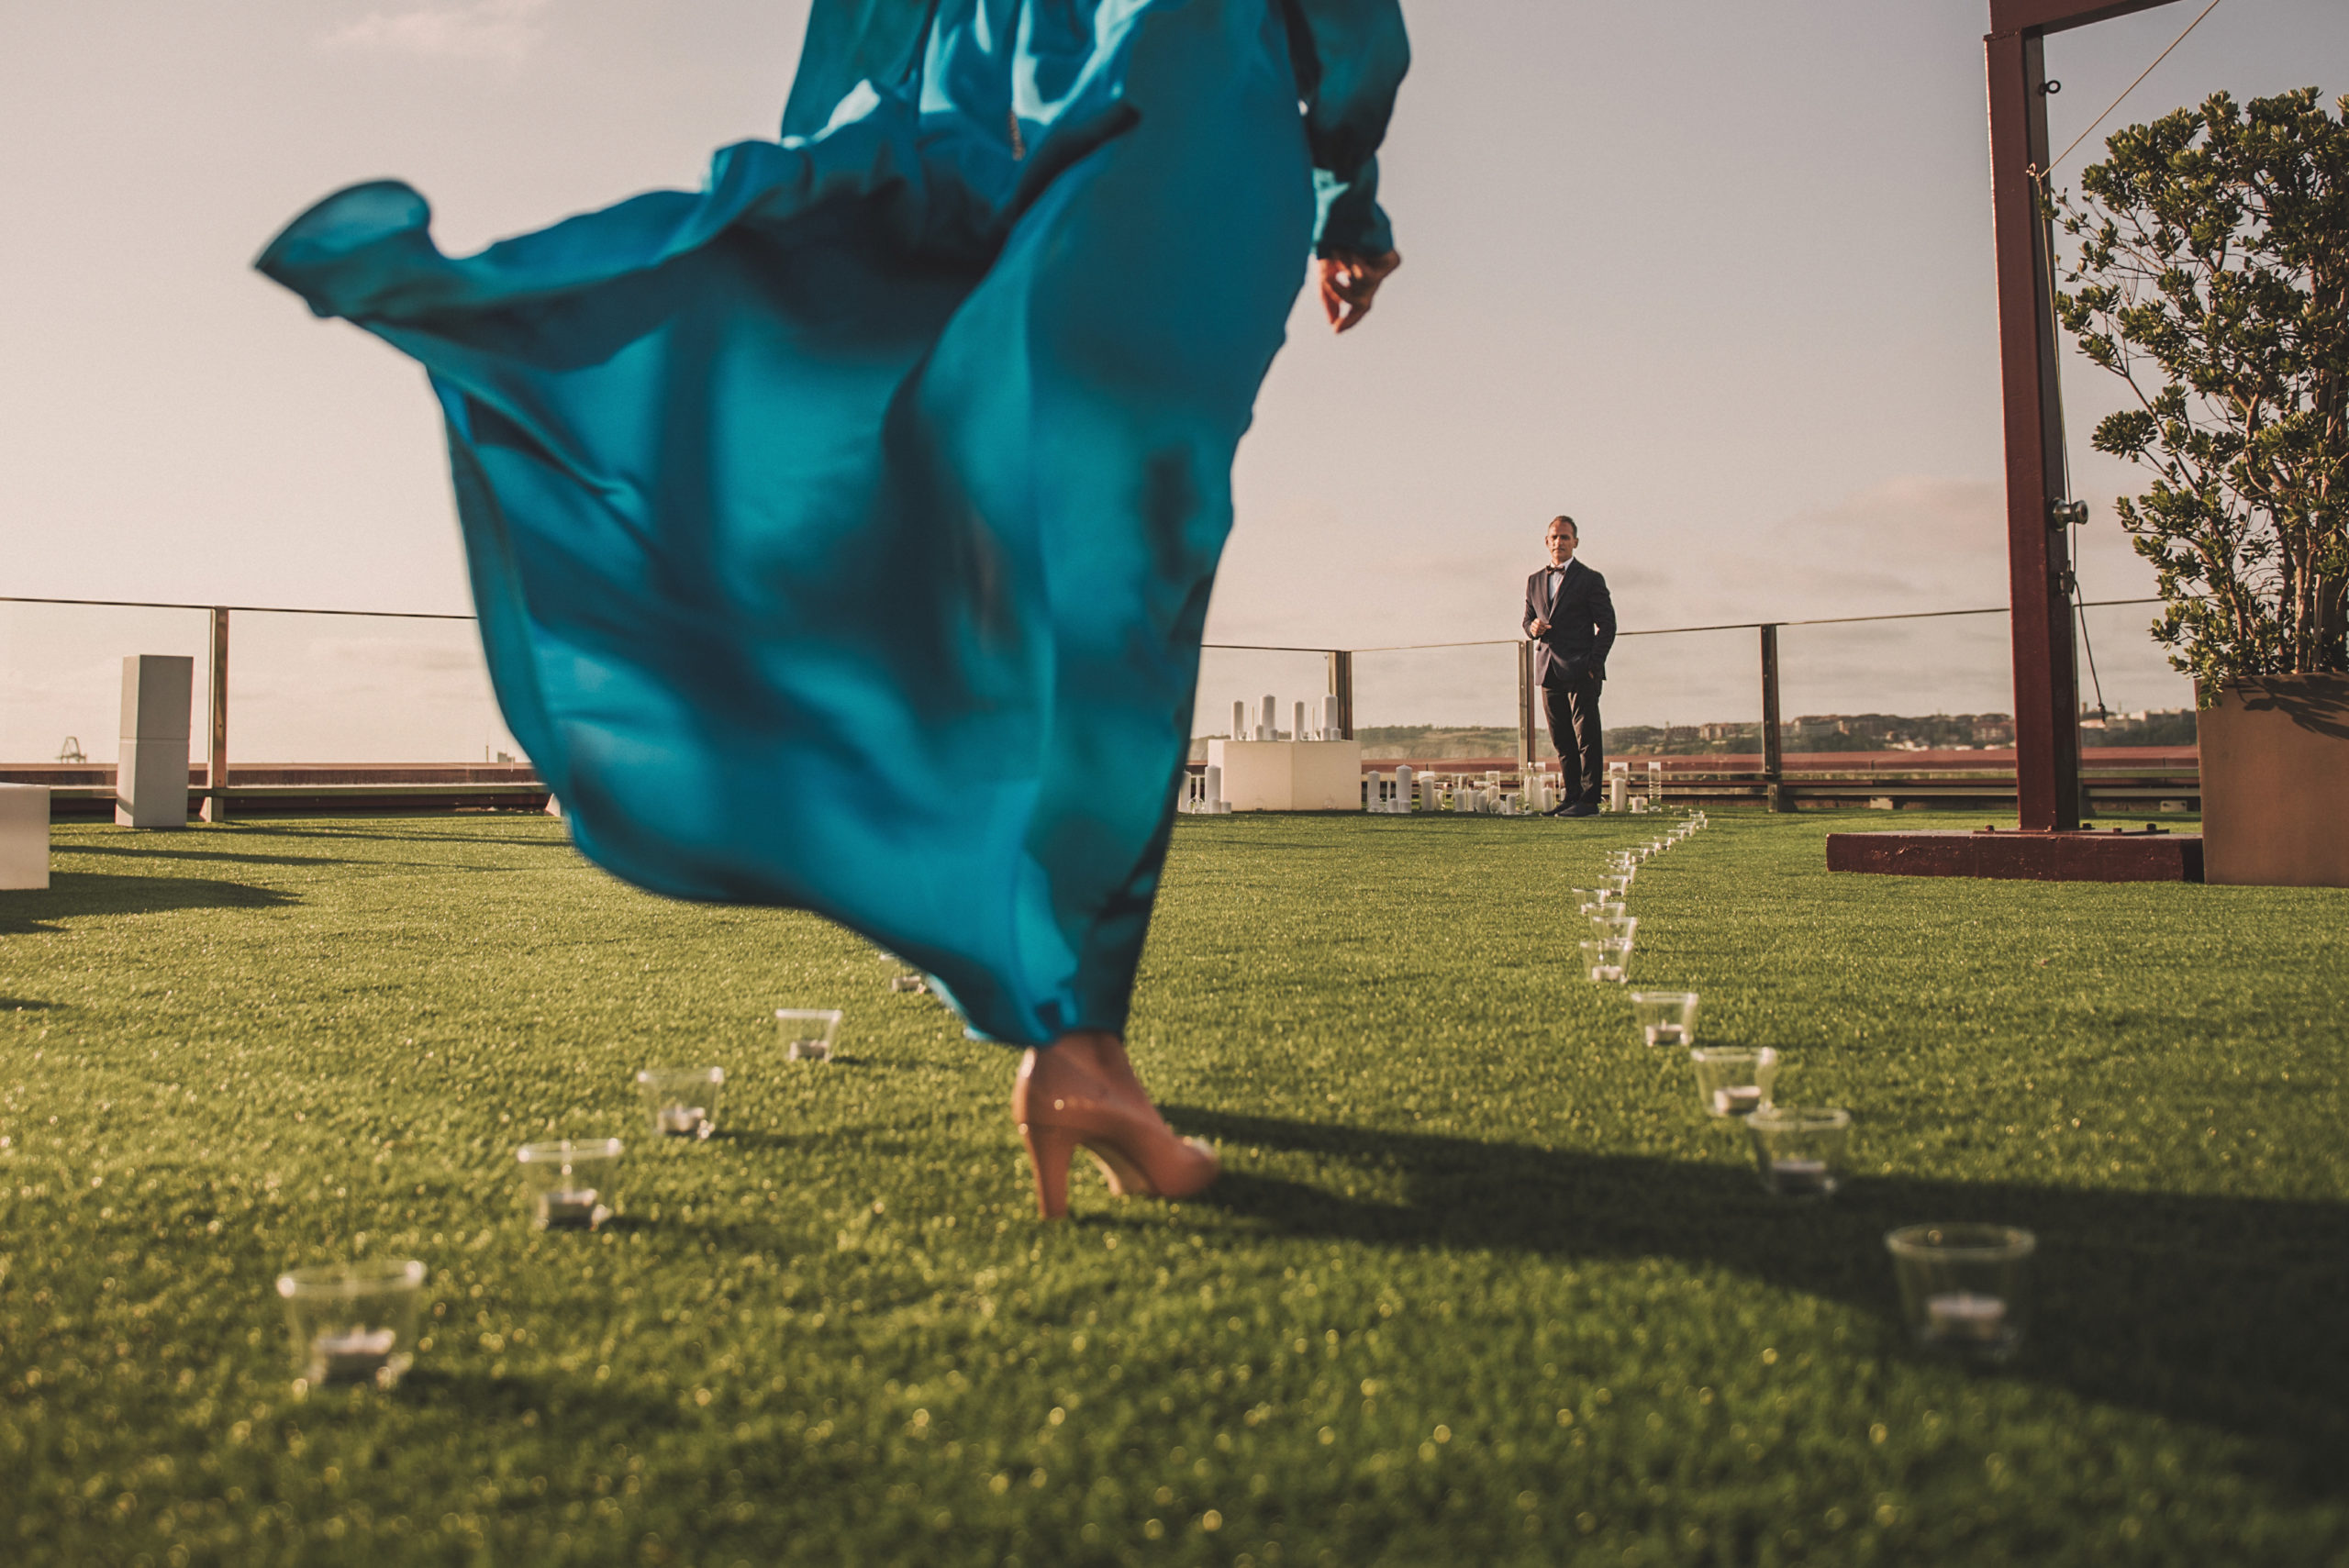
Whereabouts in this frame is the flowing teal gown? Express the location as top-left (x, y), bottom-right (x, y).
top-left (259, 0), bottom-right (1406, 1047)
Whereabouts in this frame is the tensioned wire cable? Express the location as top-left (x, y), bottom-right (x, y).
top-left (2027, 0), bottom-right (2231, 720)
top-left (2042, 0), bottom-right (2228, 179)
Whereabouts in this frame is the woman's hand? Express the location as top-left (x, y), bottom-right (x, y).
top-left (1318, 250), bottom-right (1400, 334)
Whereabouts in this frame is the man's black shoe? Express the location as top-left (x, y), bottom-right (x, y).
top-left (1555, 801), bottom-right (1599, 818)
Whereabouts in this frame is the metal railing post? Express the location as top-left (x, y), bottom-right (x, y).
top-left (1760, 623), bottom-right (1786, 813)
top-left (1327, 650), bottom-right (1353, 740)
top-left (200, 606), bottom-right (230, 823)
top-left (1516, 640), bottom-right (1538, 775)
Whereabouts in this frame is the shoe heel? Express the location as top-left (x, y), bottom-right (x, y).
top-left (1020, 1122), bottom-right (1080, 1220)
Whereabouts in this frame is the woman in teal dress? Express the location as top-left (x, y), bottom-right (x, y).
top-left (259, 0), bottom-right (1407, 1218)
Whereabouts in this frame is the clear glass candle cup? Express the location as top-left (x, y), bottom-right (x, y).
top-left (277, 1259), bottom-right (427, 1392)
top-left (1572, 886), bottom-right (1624, 917)
top-left (1886, 1224), bottom-right (2036, 1364)
top-left (1690, 1045), bottom-right (1776, 1116)
top-left (637, 1066), bottom-right (725, 1140)
top-left (777, 1007), bottom-right (844, 1062)
top-left (516, 1139), bottom-right (623, 1230)
top-left (1600, 873), bottom-right (1634, 898)
top-left (1580, 938), bottom-right (1631, 983)
top-left (1589, 913), bottom-right (1640, 949)
top-left (1629, 990), bottom-right (1699, 1047)
top-left (1746, 1106), bottom-right (1850, 1199)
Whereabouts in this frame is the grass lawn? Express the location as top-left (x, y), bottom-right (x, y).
top-left (1, 809), bottom-right (2343, 1566)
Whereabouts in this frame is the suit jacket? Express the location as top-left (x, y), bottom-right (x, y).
top-left (1523, 559), bottom-right (1617, 688)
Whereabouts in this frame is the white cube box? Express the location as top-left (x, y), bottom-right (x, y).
top-left (1204, 739), bottom-right (1364, 812)
top-left (0, 784), bottom-right (50, 890)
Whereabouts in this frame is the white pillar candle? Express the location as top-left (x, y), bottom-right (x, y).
top-left (656, 1106), bottom-right (708, 1137)
top-left (1294, 700), bottom-right (1308, 742)
top-left (536, 1188), bottom-right (601, 1229)
top-left (1768, 1158), bottom-right (1830, 1195)
top-left (1260, 695), bottom-right (1277, 741)
top-left (1320, 694), bottom-right (1340, 740)
top-left (1395, 765), bottom-right (1415, 813)
top-left (1925, 1292), bottom-right (2008, 1340)
top-left (309, 1327), bottom-right (398, 1385)
top-left (1231, 700), bottom-right (1246, 740)
top-left (1204, 764), bottom-right (1223, 809)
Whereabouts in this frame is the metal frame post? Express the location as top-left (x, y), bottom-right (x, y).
top-left (1985, 0), bottom-right (2182, 829)
top-left (200, 606), bottom-right (230, 824)
top-left (1326, 650), bottom-right (1354, 740)
top-left (1759, 623), bottom-right (1785, 813)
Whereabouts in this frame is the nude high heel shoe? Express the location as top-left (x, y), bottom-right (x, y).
top-left (1012, 1031), bottom-right (1219, 1220)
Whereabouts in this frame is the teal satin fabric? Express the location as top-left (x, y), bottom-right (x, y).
top-left (257, 0), bottom-right (1405, 1046)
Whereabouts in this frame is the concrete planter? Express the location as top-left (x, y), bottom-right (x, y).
top-left (2198, 673), bottom-right (2349, 887)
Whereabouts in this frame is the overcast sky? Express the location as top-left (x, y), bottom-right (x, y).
top-left (4, 0), bottom-right (2343, 753)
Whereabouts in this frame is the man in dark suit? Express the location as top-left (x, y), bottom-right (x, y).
top-left (1523, 515), bottom-right (1617, 817)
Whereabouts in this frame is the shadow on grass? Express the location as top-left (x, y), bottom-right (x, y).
top-left (1170, 1106), bottom-right (2348, 1496)
top-left (393, 1365), bottom-right (676, 1428)
top-left (0, 871), bottom-right (300, 933)
top-left (56, 841), bottom-right (374, 869)
top-left (232, 823), bottom-right (573, 851)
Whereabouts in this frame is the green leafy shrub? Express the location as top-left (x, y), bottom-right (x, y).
top-left (2054, 88), bottom-right (2349, 697)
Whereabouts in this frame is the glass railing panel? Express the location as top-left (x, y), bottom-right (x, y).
top-left (226, 610), bottom-right (520, 765)
top-left (1349, 643), bottom-right (1520, 761)
top-left (1604, 626), bottom-right (1765, 761)
top-left (1775, 614), bottom-right (2015, 757)
top-left (1192, 645), bottom-right (1338, 758)
top-left (0, 602), bottom-right (212, 766)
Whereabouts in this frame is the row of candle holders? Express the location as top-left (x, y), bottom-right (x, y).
top-left (1571, 808), bottom-right (2035, 1364)
top-left (274, 1005), bottom-right (856, 1391)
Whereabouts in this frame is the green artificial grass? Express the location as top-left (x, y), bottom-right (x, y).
top-left (1, 810), bottom-right (2344, 1567)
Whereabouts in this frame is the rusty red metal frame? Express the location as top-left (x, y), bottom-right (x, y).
top-left (1984, 0), bottom-right (2183, 830)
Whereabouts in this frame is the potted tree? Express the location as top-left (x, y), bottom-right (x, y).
top-left (2055, 88), bottom-right (2348, 885)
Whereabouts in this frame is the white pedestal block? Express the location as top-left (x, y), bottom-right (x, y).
top-left (0, 784), bottom-right (50, 890)
top-left (1206, 740), bottom-right (1364, 811)
top-left (117, 654), bottom-right (194, 829)
top-left (117, 740), bottom-right (194, 829)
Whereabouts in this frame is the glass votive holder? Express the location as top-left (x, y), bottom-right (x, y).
top-left (1745, 1107), bottom-right (1851, 1199)
top-left (276, 1260), bottom-right (427, 1392)
top-left (1600, 873), bottom-right (1634, 898)
top-left (637, 1066), bottom-right (724, 1140)
top-left (1579, 938), bottom-right (1631, 983)
top-left (1589, 913), bottom-right (1639, 950)
top-left (1690, 1045), bottom-right (1776, 1116)
top-left (777, 1007), bottom-right (844, 1062)
top-left (1629, 990), bottom-right (1699, 1047)
top-left (1571, 886), bottom-right (1624, 917)
top-left (1885, 1224), bottom-right (2036, 1364)
top-left (517, 1138), bottom-right (622, 1230)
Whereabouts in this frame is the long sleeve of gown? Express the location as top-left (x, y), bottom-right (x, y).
top-left (1279, 0), bottom-right (1408, 258)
